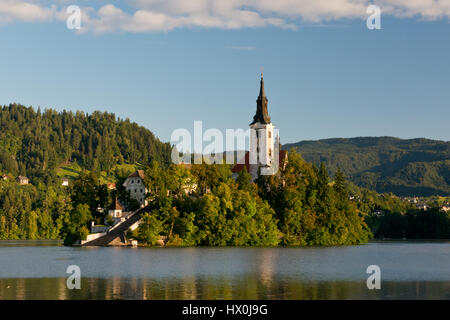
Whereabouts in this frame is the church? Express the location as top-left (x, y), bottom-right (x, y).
top-left (232, 74), bottom-right (287, 181)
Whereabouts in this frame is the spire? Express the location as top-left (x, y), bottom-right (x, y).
top-left (250, 73), bottom-right (271, 125)
top-left (259, 72), bottom-right (265, 98)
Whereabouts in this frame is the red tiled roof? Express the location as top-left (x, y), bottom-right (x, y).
top-left (110, 198), bottom-right (123, 211)
top-left (231, 150), bottom-right (288, 173)
top-left (178, 162), bottom-right (192, 169)
top-left (231, 151), bottom-right (250, 173)
top-left (128, 170), bottom-right (144, 179)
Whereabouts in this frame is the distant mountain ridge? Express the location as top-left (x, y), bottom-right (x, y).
top-left (283, 137), bottom-right (450, 196)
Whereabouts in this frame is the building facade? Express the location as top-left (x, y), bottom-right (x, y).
top-left (123, 170), bottom-right (148, 206)
top-left (16, 176), bottom-right (29, 185)
top-left (232, 74), bottom-right (287, 181)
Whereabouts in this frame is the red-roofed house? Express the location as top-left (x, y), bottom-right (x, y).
top-left (108, 198), bottom-right (124, 218)
top-left (123, 170), bottom-right (147, 206)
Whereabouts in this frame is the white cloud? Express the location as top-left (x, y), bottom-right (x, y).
top-left (0, 0), bottom-right (55, 23)
top-left (379, 0), bottom-right (450, 20)
top-left (81, 1), bottom-right (295, 33)
top-left (248, 0), bottom-right (369, 22)
top-left (0, 0), bottom-right (449, 32)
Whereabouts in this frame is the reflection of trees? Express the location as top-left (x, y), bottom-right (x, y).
top-left (0, 278), bottom-right (448, 299)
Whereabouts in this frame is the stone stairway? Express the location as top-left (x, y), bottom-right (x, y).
top-left (82, 206), bottom-right (147, 246)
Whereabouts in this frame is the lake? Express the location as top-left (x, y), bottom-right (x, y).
top-left (0, 240), bottom-right (449, 299)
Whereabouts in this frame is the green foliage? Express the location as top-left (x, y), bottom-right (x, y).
top-left (135, 152), bottom-right (372, 247)
top-left (190, 163), bottom-right (233, 195)
top-left (2, 105), bottom-right (446, 245)
top-left (235, 167), bottom-right (256, 194)
top-left (257, 150), bottom-right (372, 246)
top-left (105, 215), bottom-right (115, 227)
top-left (144, 162), bottom-right (197, 199)
top-left (368, 208), bottom-right (450, 239)
top-left (0, 104), bottom-right (172, 186)
top-left (0, 180), bottom-right (71, 240)
top-left (284, 137), bottom-right (450, 196)
top-left (63, 203), bottom-right (92, 245)
top-left (137, 213), bottom-right (164, 245)
top-left (71, 172), bottom-right (108, 220)
top-left (112, 175), bottom-right (140, 212)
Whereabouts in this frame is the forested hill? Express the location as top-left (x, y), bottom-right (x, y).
top-left (0, 104), bottom-right (172, 185)
top-left (283, 137), bottom-right (450, 196)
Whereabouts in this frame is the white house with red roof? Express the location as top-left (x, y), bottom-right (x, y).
top-left (123, 170), bottom-right (148, 206)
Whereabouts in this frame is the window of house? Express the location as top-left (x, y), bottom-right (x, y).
top-left (268, 131), bottom-right (271, 138)
top-left (131, 180), bottom-right (134, 184)
top-left (140, 189), bottom-right (143, 193)
top-left (269, 148), bottom-right (272, 157)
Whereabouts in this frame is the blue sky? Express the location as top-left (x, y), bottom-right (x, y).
top-left (0, 1), bottom-right (449, 145)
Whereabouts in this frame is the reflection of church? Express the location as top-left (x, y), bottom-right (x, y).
top-left (232, 74), bottom-right (287, 181)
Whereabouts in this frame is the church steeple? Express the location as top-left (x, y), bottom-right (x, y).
top-left (250, 73), bottom-right (271, 125)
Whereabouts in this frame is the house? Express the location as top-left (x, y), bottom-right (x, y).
top-left (1, 174), bottom-right (8, 180)
top-left (231, 74), bottom-right (288, 181)
top-left (105, 198), bottom-right (132, 227)
top-left (178, 162), bottom-right (192, 170)
top-left (182, 178), bottom-right (197, 195)
top-left (107, 183), bottom-right (116, 190)
top-left (90, 221), bottom-right (109, 234)
top-left (108, 198), bottom-right (124, 218)
top-left (16, 176), bottom-right (29, 185)
top-left (61, 178), bottom-right (69, 186)
top-left (373, 210), bottom-right (384, 217)
top-left (175, 163), bottom-right (198, 195)
top-left (415, 203), bottom-right (428, 211)
top-left (123, 170), bottom-right (147, 206)
top-left (440, 205), bottom-right (450, 213)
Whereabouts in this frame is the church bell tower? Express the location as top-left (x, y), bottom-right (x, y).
top-left (249, 73), bottom-right (276, 180)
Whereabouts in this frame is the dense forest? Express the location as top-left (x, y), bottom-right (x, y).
top-left (1, 149), bottom-right (376, 245)
top-left (124, 151), bottom-right (373, 246)
top-left (0, 105), bottom-right (448, 243)
top-left (284, 137), bottom-right (450, 196)
top-left (0, 104), bottom-right (171, 240)
top-left (0, 103), bottom-right (172, 185)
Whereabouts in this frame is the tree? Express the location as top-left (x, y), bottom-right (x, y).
top-left (137, 213), bottom-right (163, 245)
top-left (235, 167), bottom-right (255, 194)
top-left (63, 203), bottom-right (92, 245)
top-left (72, 172), bottom-right (108, 220)
top-left (333, 168), bottom-right (348, 206)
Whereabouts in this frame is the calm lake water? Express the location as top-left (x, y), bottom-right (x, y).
top-left (0, 240), bottom-right (449, 299)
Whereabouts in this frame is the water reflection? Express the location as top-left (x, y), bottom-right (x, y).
top-left (0, 277), bottom-right (449, 300)
top-left (1, 241), bottom-right (449, 300)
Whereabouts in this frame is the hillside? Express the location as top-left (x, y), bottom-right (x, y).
top-left (0, 104), bottom-right (172, 185)
top-left (283, 137), bottom-right (450, 196)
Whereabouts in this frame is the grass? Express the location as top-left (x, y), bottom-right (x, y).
top-left (56, 162), bottom-right (144, 184)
